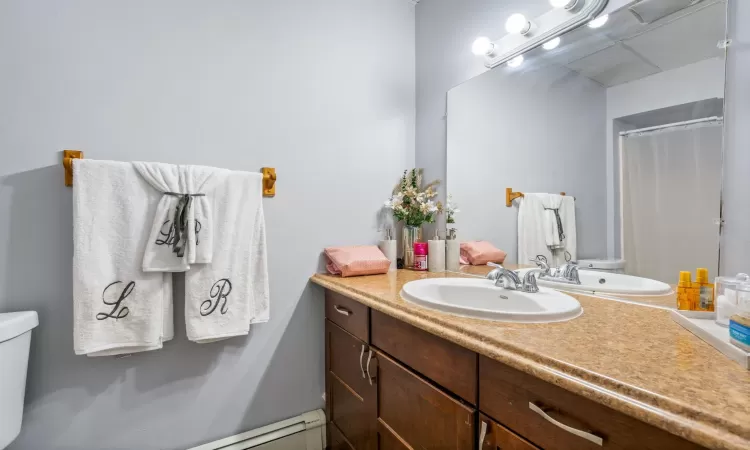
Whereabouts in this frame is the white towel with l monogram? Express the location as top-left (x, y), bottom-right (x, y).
top-left (72, 160), bottom-right (173, 356)
top-left (185, 170), bottom-right (270, 343)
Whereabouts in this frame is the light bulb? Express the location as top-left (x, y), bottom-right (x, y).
top-left (507, 55), bottom-right (524, 68)
top-left (587, 14), bottom-right (609, 28)
top-left (472, 37), bottom-right (494, 56)
top-left (550, 0), bottom-right (578, 8)
top-left (505, 14), bottom-right (531, 35)
top-left (542, 37), bottom-right (561, 50)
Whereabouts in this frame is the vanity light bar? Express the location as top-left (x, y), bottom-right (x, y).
top-left (474, 0), bottom-right (608, 68)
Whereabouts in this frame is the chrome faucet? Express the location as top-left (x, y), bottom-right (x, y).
top-left (540, 262), bottom-right (581, 285)
top-left (486, 263), bottom-right (521, 290)
top-left (559, 263), bottom-right (581, 284)
top-left (486, 263), bottom-right (539, 292)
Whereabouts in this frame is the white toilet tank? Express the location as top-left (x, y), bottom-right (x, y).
top-left (0, 311), bottom-right (38, 450)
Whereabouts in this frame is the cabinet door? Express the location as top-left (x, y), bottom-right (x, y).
top-left (326, 321), bottom-right (376, 450)
top-left (330, 423), bottom-right (356, 450)
top-left (479, 414), bottom-right (539, 450)
top-left (374, 350), bottom-right (475, 449)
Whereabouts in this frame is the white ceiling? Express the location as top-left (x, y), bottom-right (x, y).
top-left (543, 0), bottom-right (726, 87)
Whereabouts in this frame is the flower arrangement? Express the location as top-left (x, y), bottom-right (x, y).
top-left (384, 169), bottom-right (442, 227)
top-left (445, 194), bottom-right (460, 224)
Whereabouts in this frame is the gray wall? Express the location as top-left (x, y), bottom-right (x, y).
top-left (446, 64), bottom-right (607, 261)
top-left (721, 0), bottom-right (750, 275)
top-left (0, 1), bottom-right (415, 449)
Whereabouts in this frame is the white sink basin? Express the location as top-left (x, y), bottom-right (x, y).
top-left (515, 268), bottom-right (673, 296)
top-left (400, 278), bottom-right (582, 323)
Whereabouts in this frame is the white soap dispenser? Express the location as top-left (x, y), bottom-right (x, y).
top-left (379, 227), bottom-right (397, 271)
top-left (446, 228), bottom-right (460, 272)
top-left (428, 229), bottom-right (445, 272)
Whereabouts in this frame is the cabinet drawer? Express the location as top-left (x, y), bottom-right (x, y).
top-left (480, 414), bottom-right (539, 450)
top-left (479, 356), bottom-right (706, 450)
top-left (371, 309), bottom-right (477, 404)
top-left (326, 290), bottom-right (369, 342)
top-left (377, 350), bottom-right (475, 449)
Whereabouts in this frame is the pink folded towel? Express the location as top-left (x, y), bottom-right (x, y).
top-left (325, 245), bottom-right (391, 277)
top-left (460, 241), bottom-right (507, 266)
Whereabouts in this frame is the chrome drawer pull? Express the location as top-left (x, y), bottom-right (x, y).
top-left (359, 345), bottom-right (366, 379)
top-left (478, 420), bottom-right (488, 447)
top-left (366, 350), bottom-right (376, 386)
top-left (529, 402), bottom-right (604, 446)
top-left (334, 305), bottom-right (351, 316)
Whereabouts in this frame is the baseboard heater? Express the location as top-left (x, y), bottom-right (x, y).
top-left (188, 409), bottom-right (326, 450)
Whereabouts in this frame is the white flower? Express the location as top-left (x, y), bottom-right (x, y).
top-left (384, 192), bottom-right (404, 209)
top-left (420, 200), bottom-right (438, 214)
top-left (446, 194), bottom-right (459, 215)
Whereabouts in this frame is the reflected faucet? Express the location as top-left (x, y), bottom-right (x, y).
top-left (560, 263), bottom-right (581, 285)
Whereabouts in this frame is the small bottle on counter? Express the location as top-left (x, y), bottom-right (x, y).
top-left (729, 283), bottom-right (750, 352)
top-left (378, 228), bottom-right (397, 271)
top-left (715, 273), bottom-right (749, 327)
top-left (445, 228), bottom-right (460, 272)
top-left (677, 271), bottom-right (693, 310)
top-left (428, 230), bottom-right (445, 272)
top-left (694, 268), bottom-right (715, 312)
top-left (413, 242), bottom-right (428, 271)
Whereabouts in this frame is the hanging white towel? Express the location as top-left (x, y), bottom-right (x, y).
top-left (517, 194), bottom-right (554, 266)
top-left (185, 170), bottom-right (269, 343)
top-left (133, 162), bottom-right (227, 272)
top-left (73, 160), bottom-right (173, 357)
top-left (538, 193), bottom-right (564, 251)
top-left (559, 195), bottom-right (577, 263)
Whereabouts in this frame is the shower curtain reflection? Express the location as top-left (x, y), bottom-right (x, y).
top-left (620, 119), bottom-right (723, 284)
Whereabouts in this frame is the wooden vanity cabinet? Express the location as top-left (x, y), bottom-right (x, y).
top-left (324, 288), bottom-right (707, 450)
top-left (325, 290), bottom-right (476, 450)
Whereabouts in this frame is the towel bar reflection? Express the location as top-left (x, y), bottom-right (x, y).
top-left (506, 187), bottom-right (571, 207)
top-left (62, 151), bottom-right (278, 198)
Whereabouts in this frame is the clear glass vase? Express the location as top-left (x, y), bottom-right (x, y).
top-left (402, 225), bottom-right (423, 269)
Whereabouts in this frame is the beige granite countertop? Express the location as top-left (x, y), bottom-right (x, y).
top-left (310, 269), bottom-right (750, 450)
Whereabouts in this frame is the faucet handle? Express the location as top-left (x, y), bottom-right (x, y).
top-left (522, 270), bottom-right (540, 293)
top-left (530, 258), bottom-right (550, 273)
top-left (487, 262), bottom-right (503, 269)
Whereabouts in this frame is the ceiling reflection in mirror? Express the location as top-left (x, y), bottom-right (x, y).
top-left (447, 0), bottom-right (727, 288)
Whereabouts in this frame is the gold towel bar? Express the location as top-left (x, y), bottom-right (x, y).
top-left (62, 150), bottom-right (277, 197)
top-left (505, 187), bottom-right (571, 207)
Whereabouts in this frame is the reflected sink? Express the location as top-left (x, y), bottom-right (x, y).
top-left (515, 268), bottom-right (673, 296)
top-left (400, 278), bottom-right (582, 323)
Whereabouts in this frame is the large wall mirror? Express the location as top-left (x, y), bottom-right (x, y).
top-left (447, 0), bottom-right (727, 286)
